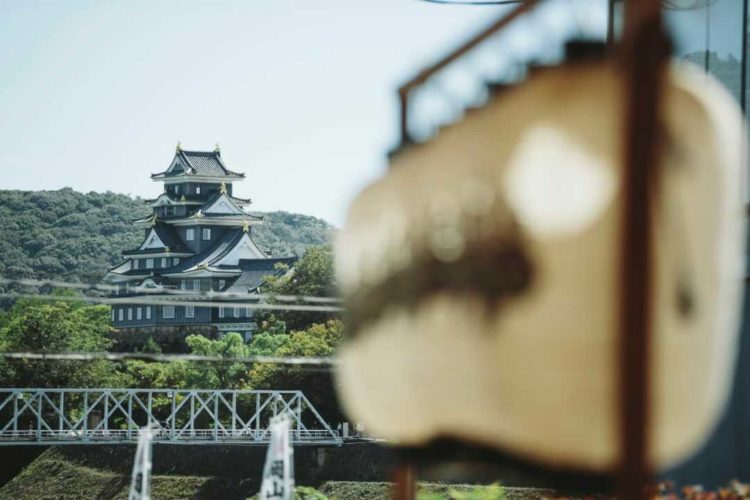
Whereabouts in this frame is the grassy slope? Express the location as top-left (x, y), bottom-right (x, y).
top-left (0, 448), bottom-right (206, 499)
top-left (1, 448), bottom-right (553, 500)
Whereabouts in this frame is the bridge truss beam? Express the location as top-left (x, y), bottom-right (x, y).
top-left (0, 389), bottom-right (341, 446)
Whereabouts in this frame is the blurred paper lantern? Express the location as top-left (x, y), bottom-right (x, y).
top-left (335, 59), bottom-right (746, 472)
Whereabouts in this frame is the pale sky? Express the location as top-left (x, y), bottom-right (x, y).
top-left (0, 0), bottom-right (513, 225)
top-left (0, 1), bottom-right (741, 225)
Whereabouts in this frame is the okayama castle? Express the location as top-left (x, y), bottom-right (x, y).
top-left (103, 145), bottom-right (294, 340)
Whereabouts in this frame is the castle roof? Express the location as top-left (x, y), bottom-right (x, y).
top-left (161, 228), bottom-right (270, 277)
top-left (151, 149), bottom-right (245, 180)
top-left (201, 191), bottom-right (254, 217)
top-left (122, 223), bottom-right (193, 256)
top-left (225, 257), bottom-right (296, 294)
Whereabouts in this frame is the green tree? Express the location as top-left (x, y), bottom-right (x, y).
top-left (182, 333), bottom-right (250, 389)
top-left (262, 245), bottom-right (337, 331)
top-left (248, 320), bottom-right (342, 421)
top-left (0, 298), bottom-right (119, 387)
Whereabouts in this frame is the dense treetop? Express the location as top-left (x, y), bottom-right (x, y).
top-left (0, 188), bottom-right (333, 284)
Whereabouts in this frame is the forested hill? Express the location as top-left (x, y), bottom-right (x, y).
top-left (0, 188), bottom-right (333, 284)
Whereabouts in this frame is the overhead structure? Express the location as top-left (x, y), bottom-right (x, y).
top-left (0, 389), bottom-right (341, 446)
top-left (335, 0), bottom-right (747, 496)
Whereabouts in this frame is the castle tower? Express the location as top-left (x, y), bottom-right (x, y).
top-left (103, 145), bottom-right (294, 341)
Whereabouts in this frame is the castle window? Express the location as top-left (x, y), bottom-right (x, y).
top-left (174, 258), bottom-right (180, 265)
top-left (111, 309), bottom-right (115, 322)
top-left (162, 306), bottom-right (175, 319)
top-left (127, 308), bottom-right (133, 321)
top-left (246, 306), bottom-right (252, 317)
top-left (136, 307), bottom-right (142, 320)
top-left (133, 260), bottom-right (140, 270)
top-left (219, 307), bottom-right (225, 319)
top-left (175, 185), bottom-right (181, 195)
top-left (161, 257), bottom-right (168, 268)
top-left (186, 306), bottom-right (195, 318)
top-left (186, 229), bottom-right (195, 241)
top-left (118, 309), bottom-right (124, 322)
top-left (146, 258), bottom-right (154, 269)
top-left (234, 306), bottom-right (241, 318)
top-left (218, 279), bottom-right (226, 290)
top-left (202, 228), bottom-right (211, 240)
top-left (146, 307), bottom-right (152, 320)
top-left (180, 281), bottom-right (186, 291)
top-left (196, 186), bottom-right (201, 195)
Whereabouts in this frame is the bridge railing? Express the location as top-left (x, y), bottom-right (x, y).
top-left (0, 389), bottom-right (342, 445)
top-left (0, 428), bottom-right (340, 443)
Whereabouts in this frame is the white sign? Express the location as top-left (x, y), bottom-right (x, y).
top-left (259, 415), bottom-right (295, 500)
top-left (128, 427), bottom-right (153, 500)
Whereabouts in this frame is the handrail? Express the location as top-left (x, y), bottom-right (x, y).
top-left (397, 0), bottom-right (538, 144)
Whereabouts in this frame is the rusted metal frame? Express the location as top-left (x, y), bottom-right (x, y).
top-left (398, 0), bottom-right (539, 144)
top-left (741, 0), bottom-right (748, 113)
top-left (617, 0), bottom-right (668, 498)
top-left (607, 0), bottom-right (616, 46)
top-left (393, 462), bottom-right (416, 500)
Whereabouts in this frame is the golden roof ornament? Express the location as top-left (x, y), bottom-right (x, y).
top-left (242, 221), bottom-right (250, 233)
top-left (214, 142), bottom-right (221, 153)
top-left (194, 210), bottom-right (204, 218)
top-left (150, 214), bottom-right (157, 226)
top-left (220, 182), bottom-right (227, 194)
top-left (176, 141), bottom-right (182, 153)
top-left (165, 246), bottom-right (171, 253)
top-left (180, 195), bottom-right (186, 203)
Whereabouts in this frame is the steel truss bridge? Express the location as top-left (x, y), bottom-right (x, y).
top-left (0, 389), bottom-right (343, 446)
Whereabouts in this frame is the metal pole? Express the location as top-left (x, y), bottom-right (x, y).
top-left (618, 0), bottom-right (667, 498)
top-left (232, 393), bottom-right (237, 436)
top-left (190, 393), bottom-right (195, 437)
top-left (393, 462), bottom-right (416, 500)
top-left (741, 0), bottom-right (748, 113)
top-left (104, 391), bottom-right (110, 435)
top-left (607, 0), bottom-right (616, 46)
top-left (170, 392), bottom-right (176, 440)
top-left (59, 392), bottom-right (64, 436)
top-left (255, 394), bottom-right (260, 436)
top-left (147, 392), bottom-right (152, 428)
top-left (127, 392), bottom-right (133, 440)
top-left (399, 90), bottom-right (410, 145)
top-left (13, 393), bottom-right (18, 435)
top-left (213, 394), bottom-right (219, 440)
top-left (36, 392), bottom-right (41, 440)
top-left (83, 392), bottom-right (88, 438)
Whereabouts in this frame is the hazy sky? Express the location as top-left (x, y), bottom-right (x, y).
top-left (0, 0), bottom-right (511, 224)
top-left (0, 1), bottom-right (742, 225)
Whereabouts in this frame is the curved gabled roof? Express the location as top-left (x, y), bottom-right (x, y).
top-left (163, 229), bottom-right (263, 275)
top-left (144, 193), bottom-right (203, 206)
top-left (225, 257), bottom-right (296, 293)
top-left (122, 223), bottom-right (193, 255)
top-left (152, 149), bottom-right (245, 180)
top-left (201, 191), bottom-right (248, 216)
